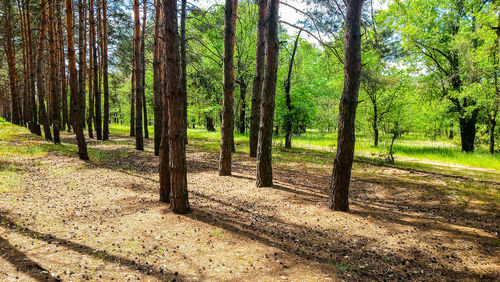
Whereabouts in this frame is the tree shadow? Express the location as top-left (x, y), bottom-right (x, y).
top-left (0, 213), bottom-right (182, 281)
top-left (0, 236), bottom-right (60, 281)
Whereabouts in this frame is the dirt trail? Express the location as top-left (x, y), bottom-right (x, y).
top-left (0, 131), bottom-right (499, 281)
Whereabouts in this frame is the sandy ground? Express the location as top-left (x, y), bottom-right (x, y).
top-left (0, 131), bottom-right (499, 281)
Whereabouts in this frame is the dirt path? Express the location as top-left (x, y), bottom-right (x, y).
top-left (0, 130), bottom-right (499, 281)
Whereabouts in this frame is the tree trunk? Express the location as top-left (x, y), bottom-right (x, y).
top-left (66, 0), bottom-right (89, 160)
top-left (3, 0), bottom-right (22, 125)
top-left (18, 0), bottom-right (30, 129)
top-left (130, 51), bottom-right (136, 137)
top-left (94, 0), bottom-right (102, 140)
top-left (284, 31), bottom-right (301, 149)
top-left (249, 0), bottom-right (267, 158)
top-left (459, 114), bottom-right (477, 152)
top-left (206, 116), bottom-right (215, 131)
top-left (26, 0), bottom-right (40, 135)
top-left (141, 0), bottom-right (149, 139)
top-left (238, 81), bottom-right (247, 134)
top-left (328, 0), bottom-right (364, 212)
top-left (153, 0), bottom-right (163, 156)
top-left (102, 0), bottom-right (109, 140)
top-left (48, 0), bottom-right (61, 143)
top-left (219, 0), bottom-right (238, 176)
top-left (36, 0), bottom-right (52, 140)
top-left (372, 100), bottom-right (378, 147)
top-left (256, 0), bottom-right (279, 187)
top-left (181, 0), bottom-right (188, 144)
top-left (88, 0), bottom-right (95, 138)
top-left (490, 120), bottom-right (496, 154)
top-left (162, 0), bottom-right (190, 214)
top-left (133, 0), bottom-right (144, 150)
top-left (57, 2), bottom-right (68, 133)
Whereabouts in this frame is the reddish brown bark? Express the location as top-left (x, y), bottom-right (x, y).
top-left (95, 0), bottom-right (103, 140)
top-left (3, 0), bottom-right (21, 125)
top-left (141, 0), bottom-right (148, 139)
top-left (57, 1), bottom-right (68, 132)
top-left (256, 0), bottom-right (280, 187)
top-left (79, 0), bottom-right (88, 136)
top-left (66, 0), bottom-right (89, 159)
top-left (219, 0), bottom-right (238, 176)
top-left (36, 0), bottom-right (52, 140)
top-left (102, 0), bottom-right (109, 140)
top-left (153, 0), bottom-right (163, 156)
top-left (88, 0), bottom-right (96, 138)
top-left (162, 0), bottom-right (190, 213)
top-left (133, 0), bottom-right (144, 150)
top-left (329, 0), bottom-right (364, 211)
top-left (48, 0), bottom-right (61, 143)
top-left (249, 0), bottom-right (267, 158)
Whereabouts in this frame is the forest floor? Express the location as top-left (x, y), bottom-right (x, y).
top-left (0, 121), bottom-right (499, 281)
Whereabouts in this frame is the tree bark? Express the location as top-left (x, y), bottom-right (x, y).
top-left (94, 0), bottom-right (102, 140)
top-left (141, 0), bottom-right (149, 139)
top-left (133, 0), bottom-right (144, 150)
top-left (18, 0), bottom-right (30, 129)
top-left (26, 0), bottom-right (40, 135)
top-left (36, 0), bottom-right (52, 140)
top-left (328, 0), bottom-right (364, 212)
top-left (3, 0), bottom-right (22, 125)
top-left (206, 116), bottom-right (215, 131)
top-left (153, 0), bottom-right (163, 156)
top-left (219, 0), bottom-right (238, 176)
top-left (459, 114), bottom-right (477, 152)
top-left (284, 31), bottom-right (301, 149)
top-left (102, 0), bottom-right (109, 140)
top-left (162, 0), bottom-right (190, 213)
top-left (181, 0), bottom-right (188, 144)
top-left (88, 0), bottom-right (95, 138)
top-left (130, 51), bottom-right (136, 137)
top-left (57, 1), bottom-right (68, 133)
top-left (256, 0), bottom-right (280, 187)
top-left (238, 81), bottom-right (247, 134)
top-left (249, 0), bottom-right (267, 158)
top-left (66, 0), bottom-right (89, 160)
top-left (48, 0), bottom-right (61, 143)
top-left (371, 98), bottom-right (378, 147)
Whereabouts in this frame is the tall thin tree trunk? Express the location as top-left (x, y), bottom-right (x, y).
top-left (153, 0), bottom-right (163, 156)
top-left (48, 0), bottom-right (61, 143)
top-left (249, 0), bottom-right (267, 158)
top-left (238, 81), bottom-right (246, 134)
top-left (36, 0), bottom-right (52, 140)
top-left (162, 0), bottom-right (190, 214)
top-left (181, 0), bottom-right (188, 144)
top-left (102, 0), bottom-right (109, 140)
top-left (79, 0), bottom-right (87, 136)
top-left (25, 0), bottom-right (40, 135)
top-left (88, 0), bottom-right (95, 138)
top-left (328, 0), bottom-right (364, 212)
top-left (66, 0), bottom-right (89, 160)
top-left (94, 0), bottom-right (102, 140)
top-left (3, 0), bottom-right (22, 125)
top-left (141, 0), bottom-right (149, 139)
top-left (130, 50), bottom-right (136, 137)
top-left (18, 0), bottom-right (30, 128)
top-left (219, 0), bottom-right (238, 176)
top-left (57, 2), bottom-right (68, 133)
top-left (133, 0), bottom-right (144, 150)
top-left (284, 31), bottom-right (301, 149)
top-left (256, 0), bottom-right (279, 187)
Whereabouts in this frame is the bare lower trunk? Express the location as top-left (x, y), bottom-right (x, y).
top-left (459, 114), bottom-right (477, 153)
top-left (489, 120), bottom-right (496, 154)
top-left (219, 0), bottom-right (238, 176)
top-left (328, 0), bottom-right (364, 212)
top-left (36, 0), bottom-right (52, 140)
top-left (181, 0), bottom-right (188, 144)
top-left (67, 0), bottom-right (89, 159)
top-left (102, 0), bottom-right (109, 140)
top-left (162, 0), bottom-right (190, 213)
top-left (48, 0), bottom-right (60, 143)
top-left (256, 0), bottom-right (279, 187)
top-left (283, 31), bottom-right (301, 149)
top-left (153, 0), bottom-right (163, 156)
top-left (141, 0), bottom-right (148, 139)
top-left (206, 116), bottom-right (215, 131)
top-left (133, 0), bottom-right (143, 150)
top-left (94, 1), bottom-right (102, 140)
top-left (238, 81), bottom-right (247, 134)
top-left (4, 0), bottom-right (21, 125)
top-left (249, 0), bottom-right (267, 158)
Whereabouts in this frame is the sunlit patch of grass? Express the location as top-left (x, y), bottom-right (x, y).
top-left (0, 164), bottom-right (23, 193)
top-left (88, 148), bottom-right (132, 162)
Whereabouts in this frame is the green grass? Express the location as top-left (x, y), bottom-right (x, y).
top-left (182, 127), bottom-right (500, 171)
